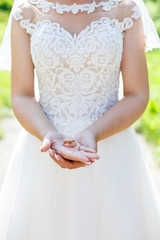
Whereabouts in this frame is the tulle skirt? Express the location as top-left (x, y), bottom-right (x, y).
top-left (0, 126), bottom-right (160, 240)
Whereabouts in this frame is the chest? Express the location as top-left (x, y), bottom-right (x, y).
top-left (30, 17), bottom-right (124, 71)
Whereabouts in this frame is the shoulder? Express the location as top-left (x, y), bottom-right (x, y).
top-left (117, 0), bottom-right (141, 20)
top-left (118, 0), bottom-right (139, 9)
top-left (110, 0), bottom-right (142, 32)
top-left (11, 0), bottom-right (37, 36)
top-left (12, 0), bottom-right (36, 22)
top-left (120, 2), bottom-right (145, 50)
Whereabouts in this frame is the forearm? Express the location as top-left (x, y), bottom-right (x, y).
top-left (11, 95), bottom-right (58, 141)
top-left (86, 94), bottom-right (149, 142)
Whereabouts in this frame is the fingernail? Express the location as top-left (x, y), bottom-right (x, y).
top-left (48, 149), bottom-right (53, 156)
top-left (52, 150), bottom-right (56, 155)
top-left (55, 154), bottom-right (60, 161)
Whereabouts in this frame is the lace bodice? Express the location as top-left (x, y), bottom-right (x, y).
top-left (12, 0), bottom-right (141, 137)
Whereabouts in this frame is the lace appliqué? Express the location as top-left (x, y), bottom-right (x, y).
top-left (29, 17), bottom-right (123, 137)
top-left (12, 8), bottom-right (36, 35)
top-left (131, 6), bottom-right (141, 19)
top-left (12, 5), bottom-right (141, 36)
top-left (29, 0), bottom-right (118, 14)
top-left (12, 4), bottom-right (142, 137)
top-left (12, 8), bottom-right (23, 20)
top-left (111, 6), bottom-right (141, 31)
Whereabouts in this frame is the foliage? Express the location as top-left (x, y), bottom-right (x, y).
top-left (135, 49), bottom-right (160, 165)
top-left (144, 0), bottom-right (160, 35)
top-left (0, 70), bottom-right (12, 119)
top-left (0, 9), bottom-right (11, 119)
top-left (0, 0), bottom-right (13, 11)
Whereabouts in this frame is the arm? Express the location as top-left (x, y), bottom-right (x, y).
top-left (11, 16), bottom-right (98, 168)
top-left (77, 16), bottom-right (149, 142)
top-left (11, 17), bottom-right (57, 142)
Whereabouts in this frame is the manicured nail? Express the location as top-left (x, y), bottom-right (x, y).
top-left (52, 149), bottom-right (56, 154)
top-left (55, 154), bottom-right (60, 161)
top-left (48, 149), bottom-right (53, 156)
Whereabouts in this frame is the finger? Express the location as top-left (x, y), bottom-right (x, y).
top-left (55, 156), bottom-right (67, 169)
top-left (59, 157), bottom-right (94, 169)
top-left (82, 152), bottom-right (99, 160)
top-left (55, 160), bottom-right (67, 169)
top-left (54, 146), bottom-right (90, 163)
top-left (40, 138), bottom-right (51, 152)
top-left (79, 145), bottom-right (96, 153)
top-left (49, 153), bottom-right (67, 168)
top-left (52, 153), bottom-right (87, 169)
top-left (65, 159), bottom-right (87, 169)
top-left (52, 153), bottom-right (74, 169)
top-left (56, 155), bottom-right (79, 169)
top-left (51, 152), bottom-right (93, 169)
top-left (48, 148), bottom-right (56, 157)
top-left (71, 161), bottom-right (87, 169)
top-left (56, 155), bottom-right (85, 169)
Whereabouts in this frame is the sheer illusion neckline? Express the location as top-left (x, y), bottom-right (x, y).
top-left (13, 5), bottom-right (141, 38)
top-left (30, 17), bottom-right (117, 39)
top-left (29, 0), bottom-right (119, 14)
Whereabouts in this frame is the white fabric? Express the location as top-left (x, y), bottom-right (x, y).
top-left (9, 0), bottom-right (142, 138)
top-left (29, 0), bottom-right (119, 14)
top-left (0, 128), bottom-right (160, 239)
top-left (132, 0), bottom-right (160, 51)
top-left (11, 2), bottom-right (140, 137)
top-left (0, 1), bottom-right (160, 239)
top-left (0, 0), bottom-right (160, 71)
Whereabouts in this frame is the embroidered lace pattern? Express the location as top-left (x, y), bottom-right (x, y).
top-left (29, 0), bottom-right (119, 14)
top-left (12, 2), bottom-right (141, 137)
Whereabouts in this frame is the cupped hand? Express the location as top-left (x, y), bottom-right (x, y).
top-left (48, 148), bottom-right (92, 169)
top-left (75, 129), bottom-right (98, 152)
top-left (40, 131), bottom-right (99, 169)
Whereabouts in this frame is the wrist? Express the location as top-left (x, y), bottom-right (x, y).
top-left (40, 128), bottom-right (63, 142)
top-left (84, 126), bottom-right (99, 143)
top-left (75, 128), bottom-right (98, 152)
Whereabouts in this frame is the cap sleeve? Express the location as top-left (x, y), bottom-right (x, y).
top-left (12, 3), bottom-right (36, 35)
top-left (111, 0), bottom-right (141, 32)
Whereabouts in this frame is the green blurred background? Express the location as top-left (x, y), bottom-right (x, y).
top-left (0, 0), bottom-right (160, 163)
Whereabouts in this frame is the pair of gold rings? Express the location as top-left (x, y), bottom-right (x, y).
top-left (63, 140), bottom-right (76, 148)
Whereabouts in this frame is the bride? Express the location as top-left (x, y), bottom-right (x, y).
top-left (0, 0), bottom-right (160, 239)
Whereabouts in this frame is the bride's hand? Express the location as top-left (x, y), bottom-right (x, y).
top-left (75, 129), bottom-right (98, 153)
top-left (40, 131), bottom-right (99, 169)
top-left (40, 131), bottom-right (83, 169)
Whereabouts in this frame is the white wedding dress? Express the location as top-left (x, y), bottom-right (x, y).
top-left (0, 0), bottom-right (160, 239)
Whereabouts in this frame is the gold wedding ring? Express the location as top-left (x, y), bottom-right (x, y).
top-left (63, 140), bottom-right (76, 148)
